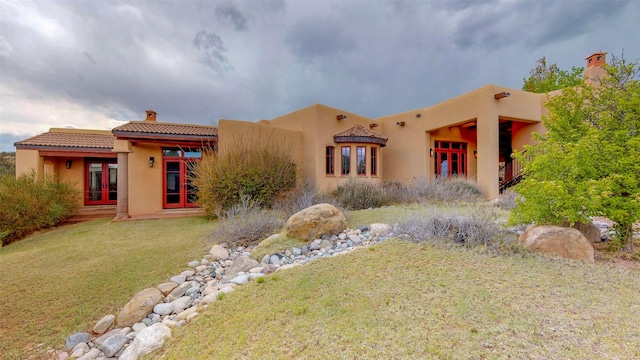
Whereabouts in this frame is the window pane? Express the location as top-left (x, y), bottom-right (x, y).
top-left (371, 147), bottom-right (377, 176)
top-left (326, 146), bottom-right (335, 175)
top-left (357, 147), bottom-right (366, 175)
top-left (184, 150), bottom-right (202, 158)
top-left (163, 149), bottom-right (181, 157)
top-left (341, 147), bottom-right (350, 175)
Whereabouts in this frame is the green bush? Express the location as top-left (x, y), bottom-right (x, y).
top-left (0, 152), bottom-right (15, 177)
top-left (210, 196), bottom-right (284, 249)
top-left (0, 171), bottom-right (80, 246)
top-left (192, 140), bottom-right (297, 215)
top-left (333, 178), bottom-right (386, 210)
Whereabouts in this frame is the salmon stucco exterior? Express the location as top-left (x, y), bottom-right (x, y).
top-left (14, 53), bottom-right (608, 220)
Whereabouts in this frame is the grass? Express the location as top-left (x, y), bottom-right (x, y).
top-left (0, 217), bottom-right (215, 360)
top-left (2, 203), bottom-right (638, 359)
top-left (156, 241), bottom-right (640, 359)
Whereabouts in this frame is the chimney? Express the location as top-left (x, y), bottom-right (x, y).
top-left (145, 110), bottom-right (157, 122)
top-left (586, 52), bottom-right (606, 68)
top-left (584, 52), bottom-right (607, 86)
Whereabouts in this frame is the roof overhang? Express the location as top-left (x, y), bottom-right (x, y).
top-left (334, 136), bottom-right (387, 147)
top-left (15, 145), bottom-right (117, 158)
top-left (113, 132), bottom-right (217, 147)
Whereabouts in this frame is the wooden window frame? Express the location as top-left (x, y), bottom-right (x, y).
top-left (326, 146), bottom-right (335, 175)
top-left (356, 146), bottom-right (366, 176)
top-left (371, 147), bottom-right (378, 176)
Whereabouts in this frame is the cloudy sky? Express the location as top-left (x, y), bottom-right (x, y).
top-left (1, 0), bottom-right (638, 151)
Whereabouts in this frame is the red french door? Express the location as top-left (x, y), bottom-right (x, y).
top-left (434, 141), bottom-right (467, 177)
top-left (163, 150), bottom-right (200, 208)
top-left (85, 161), bottom-right (117, 205)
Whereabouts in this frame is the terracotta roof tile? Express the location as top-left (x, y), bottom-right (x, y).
top-left (15, 132), bottom-right (114, 149)
top-left (113, 121), bottom-right (218, 137)
top-left (334, 124), bottom-right (388, 141)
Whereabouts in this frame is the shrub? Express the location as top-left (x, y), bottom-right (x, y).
top-left (273, 179), bottom-right (322, 217)
top-left (210, 196), bottom-right (284, 249)
top-left (406, 176), bottom-right (483, 203)
top-left (0, 171), bottom-right (80, 246)
top-left (493, 189), bottom-right (520, 210)
top-left (192, 138), bottom-right (297, 214)
top-left (333, 178), bottom-right (386, 210)
top-left (382, 181), bottom-right (411, 204)
top-left (395, 209), bottom-right (503, 249)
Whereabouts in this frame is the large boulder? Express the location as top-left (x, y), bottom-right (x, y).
top-left (225, 256), bottom-right (260, 279)
top-left (209, 244), bottom-right (230, 260)
top-left (559, 220), bottom-right (602, 243)
top-left (118, 323), bottom-right (171, 360)
top-left (286, 203), bottom-right (348, 241)
top-left (519, 225), bottom-right (595, 263)
top-left (115, 288), bottom-right (164, 327)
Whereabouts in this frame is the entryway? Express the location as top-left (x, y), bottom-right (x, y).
top-left (433, 141), bottom-right (468, 177)
top-left (85, 161), bottom-right (117, 205)
top-left (162, 149), bottom-right (201, 209)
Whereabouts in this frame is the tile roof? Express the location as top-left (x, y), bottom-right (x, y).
top-left (112, 121), bottom-right (218, 137)
top-left (15, 131), bottom-right (115, 149)
top-left (334, 124), bottom-right (388, 141)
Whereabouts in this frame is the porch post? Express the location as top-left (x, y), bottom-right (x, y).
top-left (476, 108), bottom-right (500, 199)
top-left (115, 152), bottom-right (130, 219)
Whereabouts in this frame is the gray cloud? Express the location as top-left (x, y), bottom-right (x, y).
top-left (215, 3), bottom-right (248, 31)
top-left (0, 0), bottom-right (638, 150)
top-left (451, 0), bottom-right (630, 50)
top-left (285, 18), bottom-right (356, 61)
top-left (193, 30), bottom-right (229, 71)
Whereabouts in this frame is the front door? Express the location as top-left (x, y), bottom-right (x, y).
top-left (85, 161), bottom-right (117, 205)
top-left (434, 141), bottom-right (467, 177)
top-left (163, 149), bottom-right (201, 208)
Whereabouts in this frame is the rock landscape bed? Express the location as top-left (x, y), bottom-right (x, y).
top-left (49, 208), bottom-right (622, 360)
top-left (54, 223), bottom-right (395, 360)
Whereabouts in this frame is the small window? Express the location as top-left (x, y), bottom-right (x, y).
top-left (341, 146), bottom-right (350, 176)
top-left (326, 146), bottom-right (335, 175)
top-left (371, 147), bottom-right (378, 176)
top-left (357, 146), bottom-right (366, 176)
top-left (163, 149), bottom-right (181, 157)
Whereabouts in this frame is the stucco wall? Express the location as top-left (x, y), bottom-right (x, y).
top-left (127, 143), bottom-right (164, 216)
top-left (374, 85), bottom-right (545, 198)
top-left (15, 149), bottom-right (43, 178)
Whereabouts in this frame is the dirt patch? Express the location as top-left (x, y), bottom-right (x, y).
top-left (593, 241), bottom-right (640, 270)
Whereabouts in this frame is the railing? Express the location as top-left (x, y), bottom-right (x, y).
top-left (499, 151), bottom-right (530, 193)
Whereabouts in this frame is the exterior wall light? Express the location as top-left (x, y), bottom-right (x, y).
top-left (429, 148), bottom-right (434, 157)
top-left (473, 150), bottom-right (478, 159)
top-left (369, 123), bottom-right (379, 129)
top-left (148, 157), bottom-right (155, 168)
top-left (396, 121), bottom-right (406, 126)
top-left (66, 160), bottom-right (72, 169)
top-left (494, 92), bottom-right (510, 100)
top-left (336, 114), bottom-right (347, 120)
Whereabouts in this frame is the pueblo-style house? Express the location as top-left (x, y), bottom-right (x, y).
top-left (14, 52), bottom-right (608, 219)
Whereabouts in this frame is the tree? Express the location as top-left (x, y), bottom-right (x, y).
top-left (512, 55), bottom-right (640, 252)
top-left (523, 56), bottom-right (584, 93)
top-left (0, 152), bottom-right (15, 177)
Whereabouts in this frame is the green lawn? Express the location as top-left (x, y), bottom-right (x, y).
top-left (156, 241), bottom-right (640, 359)
top-left (1, 205), bottom-right (638, 359)
top-left (0, 217), bottom-right (215, 360)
